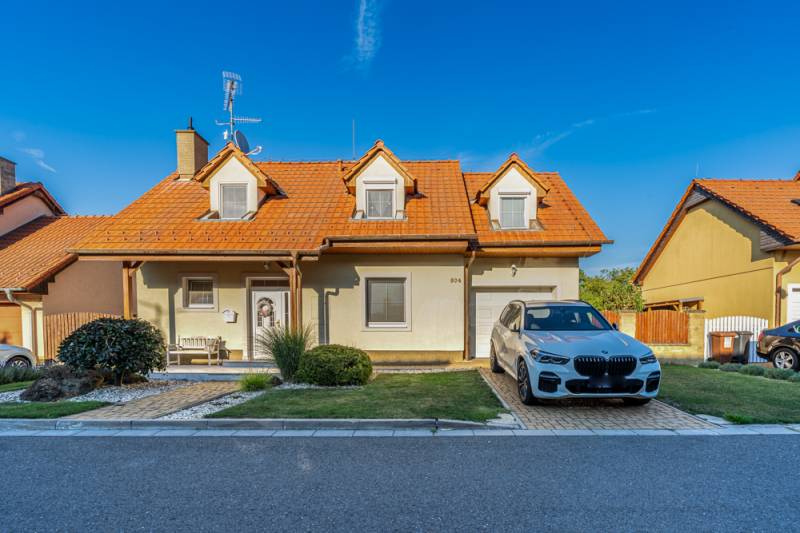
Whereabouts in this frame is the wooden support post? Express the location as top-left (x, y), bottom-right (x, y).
top-left (287, 265), bottom-right (297, 329)
top-left (121, 263), bottom-right (132, 319)
top-left (463, 251), bottom-right (476, 360)
top-left (295, 259), bottom-right (303, 331)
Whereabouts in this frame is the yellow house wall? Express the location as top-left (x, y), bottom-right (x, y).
top-left (42, 261), bottom-right (124, 316)
top-left (640, 199), bottom-right (774, 321)
top-left (301, 254), bottom-right (465, 360)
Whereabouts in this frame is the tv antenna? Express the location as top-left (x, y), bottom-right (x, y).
top-left (215, 71), bottom-right (263, 156)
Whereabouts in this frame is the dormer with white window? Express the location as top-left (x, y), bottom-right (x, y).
top-left (191, 143), bottom-right (280, 220)
top-left (342, 140), bottom-right (417, 220)
top-left (475, 153), bottom-right (549, 230)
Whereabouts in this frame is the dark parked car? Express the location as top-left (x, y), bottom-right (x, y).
top-left (757, 321), bottom-right (800, 371)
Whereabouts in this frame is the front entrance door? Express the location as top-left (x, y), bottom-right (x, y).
top-left (251, 290), bottom-right (290, 360)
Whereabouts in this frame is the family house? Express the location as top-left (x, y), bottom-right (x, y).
top-left (634, 176), bottom-right (800, 327)
top-left (0, 157), bottom-right (124, 360)
top-left (71, 128), bottom-right (609, 364)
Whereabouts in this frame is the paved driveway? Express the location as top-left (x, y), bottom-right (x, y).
top-left (481, 369), bottom-right (714, 430)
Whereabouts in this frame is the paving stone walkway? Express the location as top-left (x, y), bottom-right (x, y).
top-left (480, 369), bottom-right (715, 430)
top-left (67, 382), bottom-right (239, 420)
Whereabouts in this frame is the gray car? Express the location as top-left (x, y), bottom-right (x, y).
top-left (489, 300), bottom-right (660, 405)
top-left (0, 345), bottom-right (36, 368)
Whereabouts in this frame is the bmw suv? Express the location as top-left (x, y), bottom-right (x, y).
top-left (489, 300), bottom-right (660, 405)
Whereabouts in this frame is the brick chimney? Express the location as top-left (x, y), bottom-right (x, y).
top-left (175, 118), bottom-right (209, 179)
top-left (0, 156), bottom-right (16, 195)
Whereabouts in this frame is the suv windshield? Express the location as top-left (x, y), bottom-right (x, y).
top-left (524, 305), bottom-right (611, 331)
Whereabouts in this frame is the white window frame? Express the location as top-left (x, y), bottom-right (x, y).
top-left (362, 273), bottom-right (411, 331)
top-left (181, 275), bottom-right (218, 311)
top-left (365, 188), bottom-right (395, 220)
top-left (499, 194), bottom-right (528, 229)
top-left (219, 183), bottom-right (249, 220)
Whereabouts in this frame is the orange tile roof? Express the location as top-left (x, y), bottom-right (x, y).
top-left (73, 147), bottom-right (607, 255)
top-left (464, 171), bottom-right (609, 246)
top-left (634, 178), bottom-right (800, 284)
top-left (0, 182), bottom-right (65, 215)
top-left (0, 216), bottom-right (109, 290)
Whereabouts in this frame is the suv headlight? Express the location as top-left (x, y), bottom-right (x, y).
top-left (531, 349), bottom-right (569, 365)
top-left (639, 352), bottom-right (657, 365)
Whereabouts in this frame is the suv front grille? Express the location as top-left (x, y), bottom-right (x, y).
top-left (574, 356), bottom-right (637, 377)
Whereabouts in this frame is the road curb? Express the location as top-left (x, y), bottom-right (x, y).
top-left (0, 417), bottom-right (520, 432)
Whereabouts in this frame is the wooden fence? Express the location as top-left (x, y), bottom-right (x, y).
top-left (635, 310), bottom-right (689, 344)
top-left (44, 312), bottom-right (118, 360)
top-left (600, 310), bottom-right (620, 326)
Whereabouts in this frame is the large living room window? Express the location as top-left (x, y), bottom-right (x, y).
top-left (183, 276), bottom-right (216, 309)
top-left (220, 184), bottom-right (248, 219)
top-left (500, 196), bottom-right (526, 229)
top-left (365, 277), bottom-right (408, 327)
top-left (366, 189), bottom-right (393, 219)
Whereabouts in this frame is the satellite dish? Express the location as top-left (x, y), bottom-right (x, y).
top-left (233, 130), bottom-right (250, 153)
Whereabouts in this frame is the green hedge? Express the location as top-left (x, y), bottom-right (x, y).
top-left (296, 345), bottom-right (372, 386)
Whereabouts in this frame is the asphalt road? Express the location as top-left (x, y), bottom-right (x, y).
top-left (1, 435), bottom-right (797, 532)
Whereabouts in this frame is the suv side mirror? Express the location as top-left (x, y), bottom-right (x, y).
top-left (612, 323), bottom-right (618, 330)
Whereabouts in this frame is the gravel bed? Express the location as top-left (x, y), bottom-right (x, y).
top-left (0, 390), bottom-right (24, 403)
top-left (68, 380), bottom-right (190, 404)
top-left (160, 391), bottom-right (265, 420)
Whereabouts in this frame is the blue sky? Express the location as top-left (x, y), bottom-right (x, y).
top-left (2, 1), bottom-right (800, 273)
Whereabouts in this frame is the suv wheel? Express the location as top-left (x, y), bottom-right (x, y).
top-left (489, 345), bottom-right (503, 374)
top-left (517, 359), bottom-right (537, 405)
top-left (772, 348), bottom-right (800, 371)
top-left (5, 356), bottom-right (31, 369)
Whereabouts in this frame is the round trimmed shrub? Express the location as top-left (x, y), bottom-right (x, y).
top-left (765, 368), bottom-right (796, 381)
top-left (296, 345), bottom-right (372, 386)
top-left (58, 318), bottom-right (166, 385)
top-left (698, 360), bottom-right (721, 370)
top-left (738, 365), bottom-right (766, 377)
top-left (720, 363), bottom-right (743, 372)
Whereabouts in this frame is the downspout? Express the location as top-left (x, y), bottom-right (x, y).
top-left (463, 250), bottom-right (477, 360)
top-left (775, 255), bottom-right (800, 327)
top-left (3, 288), bottom-right (37, 356)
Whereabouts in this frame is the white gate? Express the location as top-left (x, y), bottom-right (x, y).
top-left (704, 316), bottom-right (768, 362)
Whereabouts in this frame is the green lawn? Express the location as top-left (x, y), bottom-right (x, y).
top-left (0, 381), bottom-right (34, 393)
top-left (659, 364), bottom-right (800, 424)
top-left (210, 371), bottom-right (506, 422)
top-left (0, 401), bottom-right (109, 419)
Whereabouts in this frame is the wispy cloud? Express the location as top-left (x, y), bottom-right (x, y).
top-left (520, 108), bottom-right (657, 159)
top-left (347, 0), bottom-right (382, 70)
top-left (17, 147), bottom-right (56, 173)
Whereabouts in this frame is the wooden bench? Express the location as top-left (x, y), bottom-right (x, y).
top-left (167, 336), bottom-right (222, 366)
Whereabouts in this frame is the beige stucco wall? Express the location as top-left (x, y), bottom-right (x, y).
top-left (0, 195), bottom-right (55, 235)
top-left (42, 261), bottom-right (124, 316)
top-left (470, 257), bottom-right (578, 296)
top-left (640, 199), bottom-right (774, 321)
top-left (136, 261), bottom-right (287, 358)
top-left (301, 254), bottom-right (465, 357)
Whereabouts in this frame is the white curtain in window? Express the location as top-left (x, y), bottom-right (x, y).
top-left (366, 190), bottom-right (393, 218)
top-left (187, 279), bottom-right (214, 307)
top-left (221, 184), bottom-right (248, 219)
top-left (367, 278), bottom-right (405, 324)
top-left (500, 197), bottom-right (525, 228)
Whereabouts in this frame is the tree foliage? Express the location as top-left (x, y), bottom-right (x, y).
top-left (579, 268), bottom-right (644, 311)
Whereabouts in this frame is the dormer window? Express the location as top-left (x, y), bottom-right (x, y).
top-left (500, 196), bottom-right (526, 229)
top-left (220, 184), bottom-right (248, 219)
top-left (366, 189), bottom-right (394, 219)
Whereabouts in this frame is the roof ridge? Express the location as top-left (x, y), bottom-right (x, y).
top-left (695, 177), bottom-right (795, 182)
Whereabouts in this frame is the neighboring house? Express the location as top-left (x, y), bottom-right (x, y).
top-left (71, 128), bottom-right (609, 364)
top-left (0, 156), bottom-right (123, 361)
top-left (634, 176), bottom-right (800, 327)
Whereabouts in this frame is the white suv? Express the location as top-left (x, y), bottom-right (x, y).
top-left (489, 300), bottom-right (660, 405)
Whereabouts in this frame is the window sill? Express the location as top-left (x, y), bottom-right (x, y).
top-left (363, 323), bottom-right (411, 332)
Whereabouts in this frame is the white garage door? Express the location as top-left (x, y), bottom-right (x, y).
top-left (472, 287), bottom-right (555, 358)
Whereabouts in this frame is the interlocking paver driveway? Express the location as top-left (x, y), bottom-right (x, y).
top-left (481, 369), bottom-right (714, 430)
top-left (67, 382), bottom-right (239, 419)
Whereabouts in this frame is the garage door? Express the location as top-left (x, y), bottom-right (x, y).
top-left (471, 287), bottom-right (555, 357)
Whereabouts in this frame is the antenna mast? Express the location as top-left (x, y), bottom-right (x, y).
top-left (215, 71), bottom-right (263, 155)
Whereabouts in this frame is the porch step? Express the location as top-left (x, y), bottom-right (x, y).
top-left (222, 360), bottom-right (273, 368)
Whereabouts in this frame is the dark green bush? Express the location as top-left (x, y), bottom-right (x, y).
top-left (698, 360), bottom-right (721, 370)
top-left (296, 345), bottom-right (372, 386)
top-left (239, 373), bottom-right (270, 391)
top-left (0, 366), bottom-right (40, 385)
top-left (765, 368), bottom-right (796, 381)
top-left (254, 325), bottom-right (312, 381)
top-left (720, 363), bottom-right (743, 372)
top-left (788, 374), bottom-right (800, 384)
top-left (739, 365), bottom-right (766, 377)
top-left (58, 318), bottom-right (166, 385)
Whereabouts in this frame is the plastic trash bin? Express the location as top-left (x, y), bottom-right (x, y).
top-left (732, 331), bottom-right (753, 364)
top-left (709, 331), bottom-right (737, 363)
